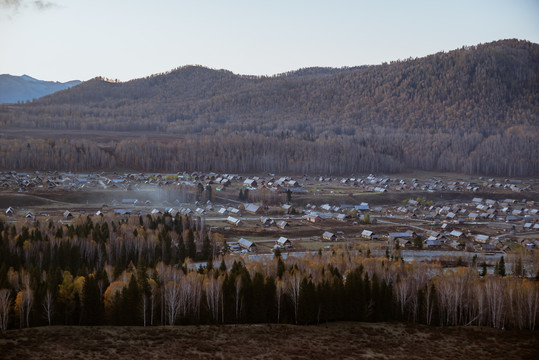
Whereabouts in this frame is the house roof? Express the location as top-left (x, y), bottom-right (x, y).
top-left (227, 216), bottom-right (241, 224)
top-left (277, 237), bottom-right (290, 245)
top-left (245, 204), bottom-right (261, 213)
top-left (389, 232), bottom-right (412, 238)
top-left (238, 238), bottom-right (255, 249)
top-left (474, 234), bottom-right (490, 242)
top-left (277, 220), bottom-right (288, 228)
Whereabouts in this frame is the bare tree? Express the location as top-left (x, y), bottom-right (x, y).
top-left (149, 278), bottom-right (158, 326)
top-left (484, 275), bottom-right (505, 329)
top-left (42, 290), bottom-right (54, 326)
top-left (164, 270), bottom-right (182, 326)
top-left (395, 279), bottom-right (410, 318)
top-left (524, 279), bottom-right (539, 330)
top-left (286, 270), bottom-right (301, 325)
top-left (0, 289), bottom-right (11, 332)
top-left (205, 274), bottom-right (222, 322)
top-left (276, 279), bottom-right (285, 324)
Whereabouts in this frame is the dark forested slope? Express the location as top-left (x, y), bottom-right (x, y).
top-left (1, 39), bottom-right (537, 175)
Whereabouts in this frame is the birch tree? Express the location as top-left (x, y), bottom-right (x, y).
top-left (42, 289), bottom-right (54, 326)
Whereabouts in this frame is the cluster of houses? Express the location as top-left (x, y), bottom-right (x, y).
top-left (227, 236), bottom-right (293, 254)
top-left (390, 196), bottom-right (539, 230)
top-left (357, 226), bottom-right (538, 252)
top-left (302, 203), bottom-right (370, 222)
top-left (331, 174), bottom-right (531, 193)
top-left (3, 169), bottom-right (532, 196)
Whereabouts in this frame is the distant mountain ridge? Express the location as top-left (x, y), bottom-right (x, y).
top-left (0, 74), bottom-right (81, 104)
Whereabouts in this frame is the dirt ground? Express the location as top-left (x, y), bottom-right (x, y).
top-left (0, 322), bottom-right (537, 360)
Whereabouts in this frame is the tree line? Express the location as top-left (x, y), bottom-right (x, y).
top-left (0, 126), bottom-right (537, 176)
top-left (0, 214), bottom-right (537, 331)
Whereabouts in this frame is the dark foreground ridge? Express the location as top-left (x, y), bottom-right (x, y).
top-left (1, 323), bottom-right (537, 360)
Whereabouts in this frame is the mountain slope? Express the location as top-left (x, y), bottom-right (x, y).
top-left (0, 74), bottom-right (81, 104)
top-left (1, 39), bottom-right (538, 176)
top-left (24, 39), bottom-right (538, 133)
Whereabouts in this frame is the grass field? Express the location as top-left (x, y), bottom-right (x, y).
top-left (1, 322), bottom-right (536, 360)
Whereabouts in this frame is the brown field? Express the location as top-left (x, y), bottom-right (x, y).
top-left (0, 322), bottom-right (537, 360)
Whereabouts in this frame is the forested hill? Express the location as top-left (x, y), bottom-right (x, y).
top-left (1, 39), bottom-right (538, 176)
top-left (19, 39), bottom-right (538, 132)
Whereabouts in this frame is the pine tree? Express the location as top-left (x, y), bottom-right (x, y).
top-left (201, 236), bottom-right (211, 261)
top-left (480, 262), bottom-right (487, 277)
top-left (497, 256), bottom-right (506, 277)
top-left (186, 229), bottom-right (196, 260)
top-left (81, 274), bottom-right (103, 325)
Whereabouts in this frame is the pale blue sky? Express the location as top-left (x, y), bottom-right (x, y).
top-left (1, 0), bottom-right (538, 82)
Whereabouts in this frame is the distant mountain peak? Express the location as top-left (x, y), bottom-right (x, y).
top-left (0, 74), bottom-right (81, 103)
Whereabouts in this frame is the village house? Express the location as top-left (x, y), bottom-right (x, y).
top-left (397, 238), bottom-right (413, 248)
top-left (282, 204), bottom-right (294, 214)
top-left (468, 212), bottom-right (479, 221)
top-left (449, 230), bottom-right (464, 238)
top-left (388, 232), bottom-right (414, 240)
top-left (245, 203), bottom-right (263, 214)
top-left (448, 240), bottom-right (465, 250)
top-left (277, 220), bottom-right (289, 229)
top-left (320, 204), bottom-right (332, 211)
top-left (167, 208), bottom-right (179, 217)
top-left (260, 216), bottom-right (273, 225)
top-left (244, 179), bottom-right (258, 188)
top-left (426, 236), bottom-right (441, 249)
top-left (238, 238), bottom-right (257, 252)
top-left (323, 231), bottom-right (337, 241)
top-left (361, 230), bottom-right (374, 239)
top-left (306, 214), bottom-right (322, 223)
top-left (5, 206), bottom-right (14, 215)
top-left (227, 216), bottom-right (242, 226)
top-left (481, 244), bottom-right (496, 252)
top-left (474, 234), bottom-right (490, 243)
top-left (277, 236), bottom-right (292, 248)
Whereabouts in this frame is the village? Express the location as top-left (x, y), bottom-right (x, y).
top-left (1, 170), bottom-right (538, 270)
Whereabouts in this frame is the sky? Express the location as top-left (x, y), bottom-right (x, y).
top-left (1, 0), bottom-right (538, 82)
